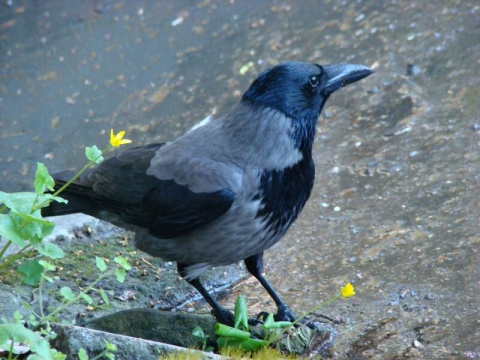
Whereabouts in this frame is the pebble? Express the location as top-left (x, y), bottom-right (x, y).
top-left (413, 340), bottom-right (425, 349)
top-left (407, 63), bottom-right (421, 77)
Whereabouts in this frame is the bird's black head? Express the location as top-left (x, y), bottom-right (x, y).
top-left (241, 61), bottom-right (373, 149)
top-left (242, 61), bottom-right (372, 120)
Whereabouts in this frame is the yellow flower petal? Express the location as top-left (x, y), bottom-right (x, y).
top-left (340, 282), bottom-right (355, 298)
top-left (110, 129), bottom-right (132, 147)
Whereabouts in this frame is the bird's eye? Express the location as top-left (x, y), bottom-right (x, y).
top-left (309, 75), bottom-right (319, 88)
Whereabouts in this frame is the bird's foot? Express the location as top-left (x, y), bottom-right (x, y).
top-left (275, 303), bottom-right (340, 326)
top-left (214, 304), bottom-right (337, 355)
top-left (212, 307), bottom-right (263, 327)
top-left (212, 307), bottom-right (235, 327)
top-left (254, 304), bottom-right (337, 356)
top-left (275, 303), bottom-right (298, 322)
top-left (253, 304), bottom-right (298, 323)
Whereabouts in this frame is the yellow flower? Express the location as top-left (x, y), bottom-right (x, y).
top-left (110, 129), bottom-right (132, 147)
top-left (340, 282), bottom-right (355, 298)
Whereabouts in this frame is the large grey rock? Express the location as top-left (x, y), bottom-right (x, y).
top-left (52, 324), bottom-right (224, 359)
top-left (86, 309), bottom-right (217, 349)
top-left (0, 288), bottom-right (31, 320)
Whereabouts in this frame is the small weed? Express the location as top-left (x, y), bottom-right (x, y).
top-left (0, 130), bottom-right (131, 359)
top-left (205, 283), bottom-right (355, 356)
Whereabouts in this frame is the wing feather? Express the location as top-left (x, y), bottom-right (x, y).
top-left (55, 142), bottom-right (237, 238)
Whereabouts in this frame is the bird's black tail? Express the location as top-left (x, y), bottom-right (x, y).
top-left (41, 171), bottom-right (100, 217)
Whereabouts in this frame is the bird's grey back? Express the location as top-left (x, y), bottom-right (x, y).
top-left (147, 102), bottom-right (302, 194)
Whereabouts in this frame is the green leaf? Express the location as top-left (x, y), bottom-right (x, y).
top-left (39, 260), bottom-right (56, 272)
top-left (115, 268), bottom-right (126, 283)
top-left (104, 340), bottom-right (117, 352)
top-left (80, 293), bottom-right (93, 305)
top-left (13, 310), bottom-right (24, 323)
top-left (60, 287), bottom-right (75, 301)
top-left (7, 210), bottom-right (55, 243)
top-left (261, 313), bottom-right (292, 329)
top-left (96, 256), bottom-right (107, 272)
top-left (34, 163), bottom-right (55, 194)
top-left (22, 302), bottom-right (34, 312)
top-left (36, 193), bottom-right (69, 210)
top-left (37, 242), bottom-right (65, 259)
top-left (37, 193), bottom-right (68, 208)
top-left (238, 338), bottom-right (269, 351)
top-left (114, 256), bottom-right (131, 270)
top-left (215, 323), bottom-right (251, 339)
top-left (105, 354), bottom-right (115, 360)
top-left (99, 289), bottom-right (109, 305)
top-left (0, 323), bottom-right (56, 360)
top-left (262, 313), bottom-right (275, 328)
top-left (77, 348), bottom-right (88, 360)
top-left (17, 260), bottom-right (44, 286)
top-left (28, 313), bottom-right (37, 324)
top-left (53, 351), bottom-right (68, 360)
top-left (51, 195), bottom-right (68, 204)
top-left (0, 191), bottom-right (58, 213)
top-left (234, 295), bottom-right (249, 330)
top-left (85, 146), bottom-right (104, 164)
top-left (42, 275), bottom-right (54, 283)
top-left (192, 325), bottom-right (205, 340)
top-left (0, 213), bottom-right (27, 247)
top-left (0, 191), bottom-right (34, 213)
top-left (216, 336), bottom-right (268, 352)
top-left (0, 192), bottom-right (59, 244)
top-left (270, 320), bottom-right (293, 329)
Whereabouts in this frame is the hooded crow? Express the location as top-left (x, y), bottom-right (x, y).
top-left (44, 61), bottom-right (373, 325)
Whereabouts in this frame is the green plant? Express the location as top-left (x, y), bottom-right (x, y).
top-left (1, 255), bottom-right (128, 359)
top-left (0, 129), bottom-right (131, 273)
top-left (212, 283), bottom-right (356, 355)
top-left (33, 256), bottom-right (131, 324)
top-left (0, 322), bottom-right (65, 360)
top-left (191, 325), bottom-right (214, 353)
top-left (78, 340), bottom-right (117, 360)
top-left (0, 162), bottom-right (66, 275)
top-left (0, 129), bottom-right (131, 359)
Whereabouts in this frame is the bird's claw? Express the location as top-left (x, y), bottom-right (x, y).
top-left (212, 308), bottom-right (235, 327)
top-left (213, 308), bottom-right (267, 327)
top-left (275, 303), bottom-right (298, 322)
top-left (253, 309), bottom-right (337, 355)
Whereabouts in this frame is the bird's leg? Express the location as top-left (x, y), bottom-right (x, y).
top-left (244, 253), bottom-right (298, 322)
top-left (177, 263), bottom-right (234, 326)
top-left (245, 253), bottom-right (338, 325)
top-left (245, 254), bottom-right (337, 354)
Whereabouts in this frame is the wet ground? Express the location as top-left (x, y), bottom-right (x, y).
top-left (1, 1), bottom-right (479, 358)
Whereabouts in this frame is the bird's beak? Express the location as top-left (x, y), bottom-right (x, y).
top-left (322, 63), bottom-right (373, 95)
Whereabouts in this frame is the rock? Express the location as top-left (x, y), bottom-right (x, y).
top-left (0, 288), bottom-right (31, 320)
top-left (52, 324), bottom-right (224, 359)
top-left (85, 309), bottom-right (217, 349)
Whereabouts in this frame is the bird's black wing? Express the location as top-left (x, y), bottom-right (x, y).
top-left (142, 181), bottom-right (235, 238)
top-left (89, 143), bottom-right (164, 205)
top-left (64, 143), bottom-right (236, 239)
top-left (45, 143), bottom-right (164, 216)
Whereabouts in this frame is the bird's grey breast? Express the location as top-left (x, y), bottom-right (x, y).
top-left (222, 105), bottom-right (304, 171)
